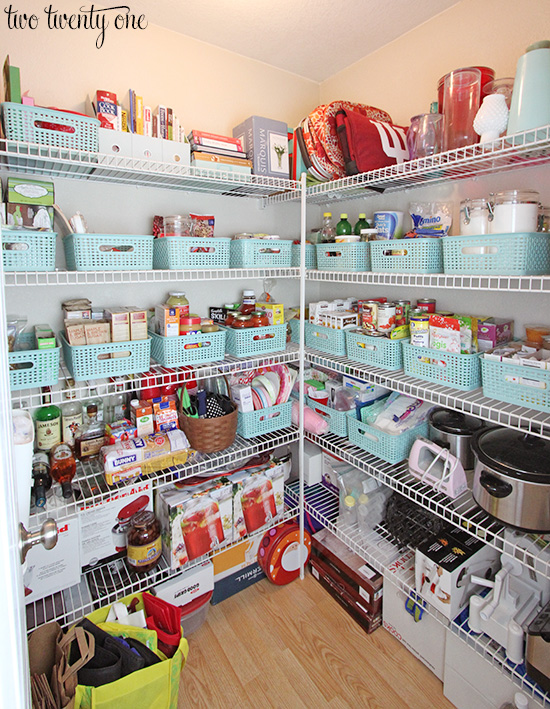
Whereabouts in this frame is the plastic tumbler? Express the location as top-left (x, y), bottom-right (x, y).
top-left (414, 113), bottom-right (444, 158)
top-left (443, 68), bottom-right (481, 150)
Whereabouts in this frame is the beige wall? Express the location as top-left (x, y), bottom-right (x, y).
top-left (0, 2), bottom-right (318, 134)
top-left (319, 0), bottom-right (550, 126)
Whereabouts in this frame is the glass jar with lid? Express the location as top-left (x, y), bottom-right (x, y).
top-left (126, 510), bottom-right (162, 574)
top-left (489, 189), bottom-right (540, 234)
top-left (163, 215), bottom-right (191, 237)
top-left (460, 198), bottom-right (491, 235)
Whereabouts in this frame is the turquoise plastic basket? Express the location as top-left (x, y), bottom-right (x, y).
top-left (316, 242), bottom-right (369, 271)
top-left (369, 238), bottom-right (443, 273)
top-left (305, 323), bottom-right (347, 356)
top-left (306, 395), bottom-right (348, 437)
top-left (230, 239), bottom-right (292, 268)
top-left (402, 343), bottom-right (482, 391)
top-left (237, 401), bottom-right (292, 439)
top-left (153, 237), bottom-right (230, 269)
top-left (481, 357), bottom-right (550, 414)
top-left (9, 345), bottom-right (60, 390)
top-left (60, 333), bottom-right (151, 382)
top-left (150, 330), bottom-right (226, 367)
top-left (442, 233), bottom-right (550, 275)
top-left (289, 318), bottom-right (300, 344)
top-left (223, 324), bottom-right (286, 357)
top-left (2, 230), bottom-right (57, 271)
top-left (347, 414), bottom-right (428, 464)
top-left (345, 331), bottom-right (406, 371)
top-left (291, 243), bottom-right (317, 269)
top-left (2, 102), bottom-right (99, 151)
top-left (63, 234), bottom-right (154, 271)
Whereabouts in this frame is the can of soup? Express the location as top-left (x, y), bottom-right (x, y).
top-left (361, 301), bottom-right (379, 333)
top-left (416, 298), bottom-right (436, 313)
top-left (377, 302), bottom-right (396, 333)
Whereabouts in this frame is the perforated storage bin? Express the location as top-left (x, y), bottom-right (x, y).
top-left (347, 414), bottom-right (428, 464)
top-left (9, 342), bottom-right (60, 391)
top-left (230, 239), bottom-right (291, 268)
top-left (2, 102), bottom-right (100, 151)
top-left (291, 243), bottom-right (317, 269)
top-left (305, 323), bottom-right (347, 356)
top-left (369, 238), bottom-right (443, 273)
top-left (60, 333), bottom-right (151, 381)
top-left (63, 233), bottom-right (154, 271)
top-left (402, 343), bottom-right (482, 391)
top-left (237, 401), bottom-right (292, 439)
top-left (442, 233), bottom-right (550, 275)
top-left (223, 324), bottom-right (286, 358)
top-left (153, 237), bottom-right (230, 269)
top-left (289, 318), bottom-right (300, 344)
top-left (2, 230), bottom-right (57, 271)
top-left (150, 330), bottom-right (226, 367)
top-left (306, 396), bottom-right (348, 437)
top-left (345, 331), bottom-right (406, 371)
top-left (481, 357), bottom-right (550, 414)
top-left (316, 242), bottom-right (369, 271)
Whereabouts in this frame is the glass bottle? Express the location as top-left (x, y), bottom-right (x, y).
top-left (126, 510), bottom-right (162, 574)
top-left (61, 378), bottom-right (83, 447)
top-left (165, 291), bottom-right (189, 315)
top-left (84, 387), bottom-right (103, 424)
top-left (32, 451), bottom-right (51, 508)
top-left (336, 213), bottom-right (352, 237)
top-left (50, 442), bottom-right (77, 499)
top-left (74, 408), bottom-right (106, 461)
top-left (239, 290), bottom-right (256, 315)
top-left (35, 389), bottom-right (61, 452)
top-left (320, 212), bottom-right (336, 243)
top-left (354, 213), bottom-right (370, 236)
top-left (106, 379), bottom-right (126, 424)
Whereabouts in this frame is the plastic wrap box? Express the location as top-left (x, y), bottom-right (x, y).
top-left (233, 115), bottom-right (289, 178)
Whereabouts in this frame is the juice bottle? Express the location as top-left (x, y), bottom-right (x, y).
top-left (354, 213), bottom-right (370, 235)
top-left (336, 213), bottom-right (352, 237)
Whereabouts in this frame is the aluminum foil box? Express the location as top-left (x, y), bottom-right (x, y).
top-left (233, 115), bottom-right (289, 178)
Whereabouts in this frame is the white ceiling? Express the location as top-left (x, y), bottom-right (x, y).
top-left (128, 0), bottom-right (460, 83)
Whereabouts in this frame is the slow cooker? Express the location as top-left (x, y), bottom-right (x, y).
top-left (472, 427), bottom-right (550, 532)
top-left (428, 407), bottom-right (484, 471)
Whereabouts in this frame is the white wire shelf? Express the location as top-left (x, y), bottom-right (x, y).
top-left (306, 270), bottom-right (550, 293)
top-left (26, 494), bottom-right (299, 633)
top-left (4, 266), bottom-right (300, 287)
top-left (289, 480), bottom-right (550, 708)
top-left (303, 430), bottom-right (550, 580)
top-left (30, 426), bottom-right (299, 526)
top-left (0, 140), bottom-right (299, 199)
top-left (301, 125), bottom-right (550, 205)
top-left (10, 343), bottom-right (301, 409)
top-left (306, 348), bottom-right (550, 442)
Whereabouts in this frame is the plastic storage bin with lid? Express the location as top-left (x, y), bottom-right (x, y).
top-left (180, 590), bottom-right (213, 636)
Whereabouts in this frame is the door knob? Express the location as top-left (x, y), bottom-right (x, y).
top-left (19, 519), bottom-right (58, 564)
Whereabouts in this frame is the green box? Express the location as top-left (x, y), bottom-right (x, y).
top-left (7, 177), bottom-right (55, 206)
top-left (7, 203), bottom-right (54, 230)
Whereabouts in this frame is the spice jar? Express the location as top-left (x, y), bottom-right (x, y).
top-left (232, 314), bottom-right (253, 328)
top-left (250, 310), bottom-right (269, 328)
top-left (489, 190), bottom-right (540, 234)
top-left (460, 198), bottom-right (491, 235)
top-left (126, 510), bottom-right (162, 574)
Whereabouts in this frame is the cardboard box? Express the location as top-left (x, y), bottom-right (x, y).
top-left (34, 325), bottom-right (56, 350)
top-left (24, 516), bottom-right (81, 603)
top-left (233, 115), bottom-right (289, 178)
top-left (154, 559), bottom-right (214, 606)
top-left (6, 203), bottom-right (54, 229)
top-left (131, 400), bottom-right (154, 437)
top-left (478, 318), bottom-right (514, 352)
top-left (7, 177), bottom-right (54, 205)
top-left (62, 299), bottom-right (92, 321)
top-left (104, 308), bottom-right (130, 342)
top-left (256, 302), bottom-right (284, 325)
top-left (231, 465), bottom-right (286, 539)
top-left (153, 399), bottom-right (178, 433)
top-left (84, 320), bottom-right (110, 346)
top-left (126, 307), bottom-right (148, 341)
top-left (155, 304), bottom-right (180, 337)
top-left (78, 481), bottom-right (153, 570)
top-left (231, 384), bottom-right (254, 413)
top-left (212, 536), bottom-right (262, 581)
top-left (211, 562), bottom-right (265, 605)
top-left (65, 320), bottom-right (87, 346)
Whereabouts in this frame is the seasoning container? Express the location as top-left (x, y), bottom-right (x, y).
top-left (126, 510), bottom-right (162, 574)
top-left (201, 320), bottom-right (219, 333)
top-left (416, 298), bottom-right (436, 313)
top-left (410, 312), bottom-right (430, 347)
top-left (377, 302), bottom-right (396, 333)
top-left (489, 190), bottom-right (540, 234)
top-left (460, 198), bottom-right (491, 235)
top-left (250, 310), bottom-right (269, 328)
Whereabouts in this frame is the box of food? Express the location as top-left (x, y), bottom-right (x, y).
top-left (477, 318), bottom-right (514, 351)
top-left (256, 302), bottom-right (284, 326)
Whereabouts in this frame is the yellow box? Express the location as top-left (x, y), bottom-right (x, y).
top-left (212, 536), bottom-right (261, 580)
top-left (256, 302), bottom-right (284, 325)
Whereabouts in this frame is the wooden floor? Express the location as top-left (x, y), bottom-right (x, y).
top-left (178, 571), bottom-right (455, 708)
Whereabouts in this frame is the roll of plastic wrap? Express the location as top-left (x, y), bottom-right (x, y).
top-left (257, 521), bottom-right (311, 585)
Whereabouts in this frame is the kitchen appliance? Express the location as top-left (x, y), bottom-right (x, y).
top-left (408, 437), bottom-right (468, 498)
top-left (429, 407), bottom-right (484, 472)
top-left (526, 600), bottom-right (550, 692)
top-left (472, 427), bottom-right (550, 532)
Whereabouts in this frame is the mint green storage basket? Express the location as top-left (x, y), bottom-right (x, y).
top-left (442, 233), bottom-right (550, 275)
top-left (60, 333), bottom-right (151, 381)
top-left (237, 401), bottom-right (292, 439)
top-left (153, 237), bottom-right (230, 269)
top-left (481, 357), bottom-right (550, 413)
top-left (347, 413), bottom-right (428, 464)
top-left (223, 324), bottom-right (286, 357)
top-left (291, 243), bottom-right (316, 268)
top-left (63, 233), bottom-right (154, 271)
top-left (150, 330), bottom-right (225, 367)
top-left (289, 318), bottom-right (300, 344)
top-left (345, 331), bottom-right (406, 371)
top-left (369, 238), bottom-right (442, 273)
top-left (305, 323), bottom-right (347, 356)
top-left (402, 343), bottom-right (482, 391)
top-left (316, 242), bottom-right (369, 271)
top-left (230, 239), bottom-right (291, 268)
top-left (2, 229), bottom-right (57, 272)
top-left (306, 395), bottom-right (348, 437)
top-left (9, 343), bottom-right (60, 390)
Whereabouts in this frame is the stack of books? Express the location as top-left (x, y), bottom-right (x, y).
top-left (188, 130), bottom-right (252, 175)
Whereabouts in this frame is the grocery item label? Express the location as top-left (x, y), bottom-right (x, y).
top-left (80, 437), bottom-right (104, 457)
top-left (62, 413), bottom-right (82, 445)
top-left (36, 419), bottom-right (61, 450)
top-left (127, 537), bottom-right (161, 567)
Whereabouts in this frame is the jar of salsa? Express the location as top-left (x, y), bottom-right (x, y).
top-left (126, 510), bottom-right (162, 574)
top-left (232, 314), bottom-right (253, 328)
top-left (250, 310), bottom-right (269, 328)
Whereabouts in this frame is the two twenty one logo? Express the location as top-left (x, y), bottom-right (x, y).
top-left (371, 120), bottom-right (409, 163)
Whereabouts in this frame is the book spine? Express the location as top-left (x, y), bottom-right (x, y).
top-left (143, 106), bottom-right (152, 137)
top-left (120, 108), bottom-right (128, 133)
top-left (128, 90), bottom-right (135, 133)
top-left (173, 116), bottom-right (180, 142)
top-left (135, 95), bottom-right (144, 135)
top-left (192, 151), bottom-right (252, 168)
top-left (157, 106), bottom-right (167, 139)
top-left (167, 108), bottom-right (173, 141)
top-left (189, 130), bottom-right (242, 150)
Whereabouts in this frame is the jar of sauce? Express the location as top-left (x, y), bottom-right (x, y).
top-left (232, 314), bottom-right (253, 328)
top-left (250, 310), bottom-right (269, 328)
top-left (239, 290), bottom-right (256, 315)
top-left (126, 510), bottom-right (162, 574)
top-left (166, 292), bottom-right (189, 312)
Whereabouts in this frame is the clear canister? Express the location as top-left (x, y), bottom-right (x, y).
top-left (538, 206), bottom-right (550, 233)
top-left (489, 190), bottom-right (540, 234)
top-left (164, 214), bottom-right (191, 237)
top-left (460, 198), bottom-right (491, 235)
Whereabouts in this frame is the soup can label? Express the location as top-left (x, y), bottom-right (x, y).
top-left (416, 298), bottom-right (436, 313)
top-left (377, 303), bottom-right (396, 333)
top-left (361, 301), bottom-right (378, 332)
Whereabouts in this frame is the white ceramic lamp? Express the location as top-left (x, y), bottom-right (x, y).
top-left (474, 94), bottom-right (509, 143)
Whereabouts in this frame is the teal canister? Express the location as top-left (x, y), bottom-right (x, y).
top-left (507, 40), bottom-right (550, 139)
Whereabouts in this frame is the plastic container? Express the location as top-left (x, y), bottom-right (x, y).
top-left (153, 237), bottom-right (230, 269)
top-left (59, 333), bottom-right (151, 382)
top-left (345, 331), bottom-right (406, 371)
top-left (291, 243), bottom-right (316, 268)
top-left (223, 324), bottom-right (286, 358)
top-left (230, 238), bottom-right (291, 268)
top-left (150, 330), bottom-right (226, 367)
top-left (316, 242), bottom-right (370, 271)
top-left (369, 239), bottom-right (442, 273)
top-left (9, 344), bottom-right (60, 391)
top-left (237, 401), bottom-right (292, 439)
top-left (347, 413), bottom-right (428, 464)
top-left (180, 590), bottom-right (213, 636)
top-left (2, 230), bottom-right (57, 272)
top-left (481, 357), bottom-right (550, 414)
top-left (305, 323), bottom-right (347, 356)
top-left (64, 233), bottom-right (154, 271)
top-left (402, 343), bottom-right (482, 391)
top-left (305, 395), bottom-right (348, 437)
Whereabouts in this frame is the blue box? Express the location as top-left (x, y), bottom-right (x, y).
top-left (233, 115), bottom-right (289, 178)
top-left (211, 563), bottom-right (265, 605)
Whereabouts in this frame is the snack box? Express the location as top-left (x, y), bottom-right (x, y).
top-left (477, 318), bottom-right (514, 351)
top-left (256, 302), bottom-right (284, 326)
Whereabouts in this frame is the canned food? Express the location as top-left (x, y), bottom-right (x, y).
top-left (410, 313), bottom-right (430, 348)
top-left (361, 301), bottom-right (378, 333)
top-left (378, 302), bottom-right (396, 333)
top-left (416, 298), bottom-right (436, 313)
top-left (395, 300), bottom-right (410, 326)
